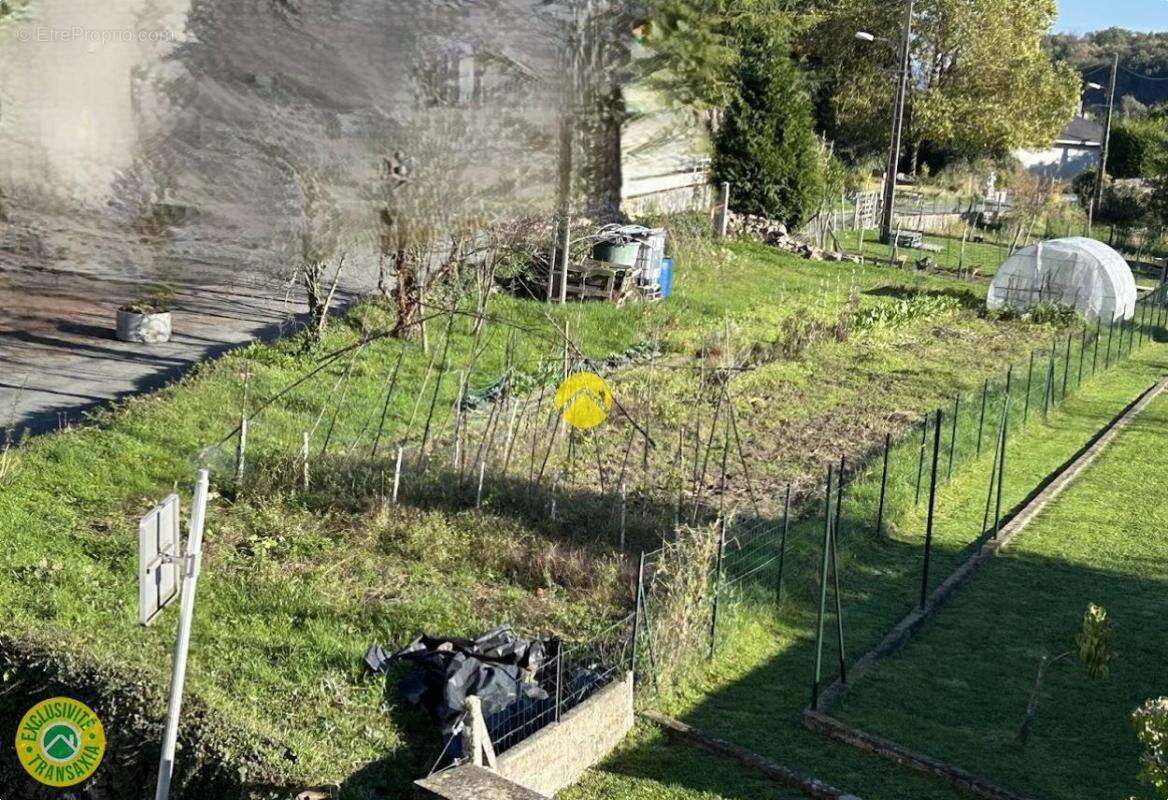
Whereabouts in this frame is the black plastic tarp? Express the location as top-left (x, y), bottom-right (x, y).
top-left (365, 625), bottom-right (552, 734)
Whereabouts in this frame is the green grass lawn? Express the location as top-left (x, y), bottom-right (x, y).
top-left (567, 339), bottom-right (1167, 800)
top-left (0, 231), bottom-right (1136, 797)
top-left (836, 227), bottom-right (1018, 278)
top-left (834, 382), bottom-right (1168, 799)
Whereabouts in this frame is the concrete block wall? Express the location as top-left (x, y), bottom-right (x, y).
top-left (414, 671), bottom-right (634, 800)
top-left (497, 672), bottom-right (634, 797)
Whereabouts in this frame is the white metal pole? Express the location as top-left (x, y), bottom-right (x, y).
top-left (155, 469), bottom-right (210, 800)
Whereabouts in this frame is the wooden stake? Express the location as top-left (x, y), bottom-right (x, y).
top-left (392, 445), bottom-right (403, 504)
top-left (301, 431), bottom-right (310, 490)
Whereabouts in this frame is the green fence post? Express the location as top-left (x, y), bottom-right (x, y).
top-left (811, 465), bottom-right (835, 710)
top-left (1078, 327), bottom-right (1087, 388)
top-left (1023, 351), bottom-right (1034, 424)
top-left (1105, 317), bottom-right (1115, 368)
top-left (1138, 297), bottom-right (1146, 348)
top-left (1093, 318), bottom-right (1102, 375)
top-left (976, 379), bottom-right (989, 457)
top-left (830, 502), bottom-right (847, 685)
top-left (1142, 295), bottom-right (1152, 346)
top-left (993, 367), bottom-right (1013, 538)
top-left (1051, 341), bottom-right (1060, 420)
top-left (920, 409), bottom-right (943, 609)
top-left (946, 394), bottom-right (959, 480)
top-left (776, 483), bottom-right (791, 609)
top-left (1061, 331), bottom-right (1072, 401)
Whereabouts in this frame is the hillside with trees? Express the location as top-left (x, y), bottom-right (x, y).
top-left (1048, 29), bottom-right (1168, 112)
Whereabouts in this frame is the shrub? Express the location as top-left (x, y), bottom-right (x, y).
top-left (712, 26), bottom-right (825, 227)
top-left (1109, 118), bottom-right (1168, 180)
top-left (1134, 698), bottom-right (1168, 798)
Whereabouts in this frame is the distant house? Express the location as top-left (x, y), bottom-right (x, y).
top-left (1014, 116), bottom-right (1103, 180)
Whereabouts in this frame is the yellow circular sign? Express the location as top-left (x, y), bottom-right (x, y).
top-left (15, 697), bottom-right (106, 787)
top-left (555, 371), bottom-right (613, 430)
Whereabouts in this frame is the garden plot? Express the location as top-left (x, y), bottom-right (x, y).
top-left (0, 237), bottom-right (1096, 798)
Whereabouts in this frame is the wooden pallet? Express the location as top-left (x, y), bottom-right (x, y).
top-left (552, 259), bottom-right (643, 305)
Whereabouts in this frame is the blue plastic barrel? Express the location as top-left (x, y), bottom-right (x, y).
top-left (660, 257), bottom-right (673, 298)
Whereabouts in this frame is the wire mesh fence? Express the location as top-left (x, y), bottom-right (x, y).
top-left (801, 190), bottom-right (1166, 277)
top-left (626, 280), bottom-right (1168, 713)
top-left (481, 611), bottom-right (636, 758)
top-left (188, 271), bottom-right (1167, 770)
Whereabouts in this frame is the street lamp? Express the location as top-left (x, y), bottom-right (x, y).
top-left (1086, 57), bottom-right (1118, 234)
top-left (857, 0), bottom-right (915, 245)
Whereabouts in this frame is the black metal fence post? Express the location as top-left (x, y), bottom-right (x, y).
top-left (993, 367), bottom-right (1013, 538)
top-left (776, 483), bottom-right (791, 608)
top-left (810, 464), bottom-right (835, 710)
top-left (975, 379), bottom-right (989, 456)
top-left (920, 409), bottom-right (943, 609)
top-left (875, 433), bottom-right (890, 536)
top-left (709, 516), bottom-right (726, 660)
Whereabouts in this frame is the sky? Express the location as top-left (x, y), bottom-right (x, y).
top-left (1056, 0), bottom-right (1168, 33)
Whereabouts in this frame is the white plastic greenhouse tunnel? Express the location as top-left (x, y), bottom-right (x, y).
top-left (986, 237), bottom-right (1137, 322)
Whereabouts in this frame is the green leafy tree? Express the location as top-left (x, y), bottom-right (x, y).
top-left (800, 0), bottom-right (1079, 167)
top-left (710, 8), bottom-right (826, 225)
top-left (1048, 29), bottom-right (1168, 111)
top-left (1017, 603), bottom-right (1114, 744)
top-left (634, 0), bottom-right (739, 109)
top-left (1109, 117), bottom-right (1168, 180)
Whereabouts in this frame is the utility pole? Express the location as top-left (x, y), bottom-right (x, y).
top-left (1089, 54), bottom-right (1119, 233)
top-left (880, 0), bottom-right (914, 244)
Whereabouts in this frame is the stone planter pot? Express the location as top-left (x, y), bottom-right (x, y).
top-left (116, 309), bottom-right (172, 343)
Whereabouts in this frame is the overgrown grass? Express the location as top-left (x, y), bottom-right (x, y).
top-left (0, 234), bottom-right (1123, 797)
top-left (567, 342), bottom-right (1167, 800)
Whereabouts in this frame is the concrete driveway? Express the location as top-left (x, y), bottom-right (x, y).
top-left (0, 209), bottom-right (376, 438)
